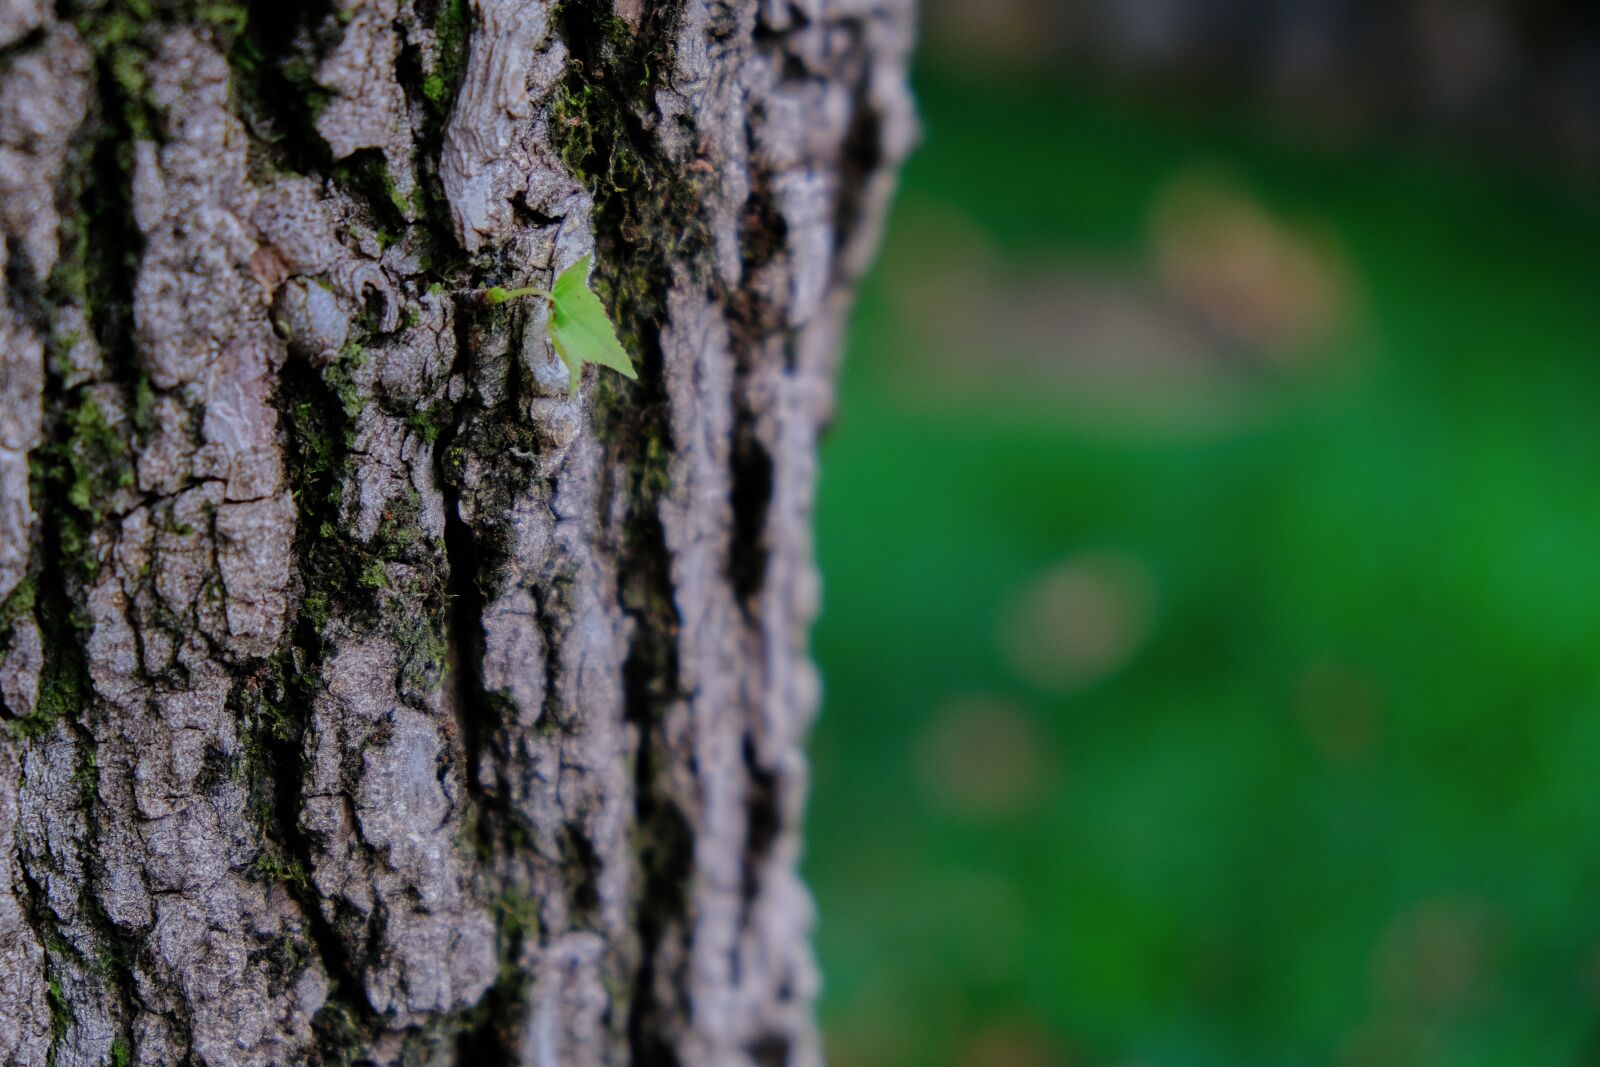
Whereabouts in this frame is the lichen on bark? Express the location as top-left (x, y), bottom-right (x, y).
top-left (0, 0), bottom-right (915, 1064)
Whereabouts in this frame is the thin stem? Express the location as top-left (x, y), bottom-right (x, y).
top-left (485, 285), bottom-right (553, 305)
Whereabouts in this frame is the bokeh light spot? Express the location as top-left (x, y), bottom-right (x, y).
top-left (999, 551), bottom-right (1158, 693)
top-left (916, 694), bottom-right (1056, 817)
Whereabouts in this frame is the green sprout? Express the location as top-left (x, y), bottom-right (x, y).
top-left (486, 255), bottom-right (637, 397)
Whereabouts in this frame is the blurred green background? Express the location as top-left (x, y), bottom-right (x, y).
top-left (805, 11), bottom-right (1600, 1066)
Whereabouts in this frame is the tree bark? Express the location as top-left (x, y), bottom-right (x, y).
top-left (0, 0), bottom-right (914, 1062)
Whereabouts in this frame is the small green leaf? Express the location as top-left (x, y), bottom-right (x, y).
top-left (547, 255), bottom-right (636, 397)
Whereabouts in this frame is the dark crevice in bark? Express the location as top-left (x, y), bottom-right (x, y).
top-left (2, 242), bottom-right (89, 734)
top-left (738, 733), bottom-right (781, 913)
top-left (727, 430), bottom-right (774, 608)
top-left (274, 354), bottom-right (386, 1061)
top-left (441, 453), bottom-right (492, 807)
top-left (232, 663), bottom-right (374, 1066)
top-left (234, 4), bottom-right (395, 1049)
top-left (749, 1033), bottom-right (793, 1067)
top-left (437, 299), bottom-right (496, 809)
top-left (397, 0), bottom-right (475, 274)
top-left (736, 166), bottom-right (790, 274)
top-left (529, 580), bottom-right (567, 731)
top-left (552, 3), bottom-right (705, 1062)
top-left (622, 604), bottom-right (692, 1067)
top-left (236, 0), bottom-right (494, 1049)
top-left (560, 821), bottom-right (603, 923)
top-left (453, 998), bottom-right (519, 1067)
top-left (403, 0), bottom-right (472, 128)
top-left (724, 163), bottom-right (784, 953)
top-left (8, 402), bottom-right (136, 1067)
top-left (609, 321), bottom-right (690, 1067)
top-left (332, 147), bottom-right (411, 236)
top-left (6, 329), bottom-right (109, 1062)
top-left (511, 191), bottom-right (562, 228)
top-left (73, 54), bottom-right (144, 401)
top-left (15, 864), bottom-right (73, 1060)
top-left (831, 34), bottom-right (887, 273)
top-left (440, 485), bottom-right (525, 1065)
top-left (0, 25), bottom-right (45, 64)
top-left (435, 297), bottom-right (542, 1063)
top-left (725, 165), bottom-right (785, 610)
top-left (229, 0), bottom-right (339, 176)
top-left (7, 30), bottom-right (165, 1044)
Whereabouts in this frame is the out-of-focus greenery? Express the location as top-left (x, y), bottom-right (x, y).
top-left (807, 64), bottom-right (1600, 1067)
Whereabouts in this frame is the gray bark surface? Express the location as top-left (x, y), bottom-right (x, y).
top-left (0, 0), bottom-right (914, 1062)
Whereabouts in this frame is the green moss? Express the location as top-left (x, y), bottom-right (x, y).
top-left (358, 559), bottom-right (388, 590)
top-left (393, 607), bottom-right (447, 703)
top-left (495, 891), bottom-right (540, 945)
top-left (403, 401), bottom-right (447, 444)
top-left (90, 929), bottom-right (133, 980)
top-left (71, 747), bottom-right (99, 803)
top-left (8, 576), bottom-right (90, 739)
top-left (285, 399), bottom-right (343, 511)
top-left (312, 999), bottom-right (362, 1063)
top-left (0, 579), bottom-right (36, 640)
top-left (251, 848), bottom-right (310, 890)
top-left (25, 390), bottom-right (134, 592)
top-left (301, 590), bottom-right (331, 634)
top-left (547, 80), bottom-right (598, 179)
top-left (422, 0), bottom-right (472, 120)
top-left (69, 0), bottom-right (254, 141)
top-left (8, 426), bottom-right (93, 735)
top-left (73, 3), bottom-right (156, 140)
top-left (313, 342), bottom-right (367, 425)
top-left (420, 72), bottom-right (448, 106)
top-left (129, 372), bottom-right (157, 438)
top-left (62, 393), bottom-right (132, 517)
top-left (230, 29), bottom-right (333, 157)
top-left (260, 692), bottom-right (297, 744)
top-left (46, 971), bottom-right (71, 1061)
top-left (20, 681), bottom-right (84, 739)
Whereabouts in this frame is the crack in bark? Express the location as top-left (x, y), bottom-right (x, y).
top-left (549, 5), bottom-right (705, 1063)
top-left (435, 299), bottom-right (530, 1065)
top-left (273, 356), bottom-right (388, 1060)
top-left (3, 40), bottom-right (160, 1050)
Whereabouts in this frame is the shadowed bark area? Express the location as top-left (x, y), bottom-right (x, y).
top-left (0, 0), bottom-right (914, 1062)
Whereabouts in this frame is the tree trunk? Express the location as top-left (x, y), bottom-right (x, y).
top-left (0, 0), bottom-right (914, 1062)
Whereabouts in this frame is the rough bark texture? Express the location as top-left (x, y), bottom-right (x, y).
top-left (0, 0), bottom-right (914, 1062)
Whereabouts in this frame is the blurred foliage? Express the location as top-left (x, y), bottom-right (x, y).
top-left (807, 60), bottom-right (1600, 1067)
